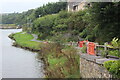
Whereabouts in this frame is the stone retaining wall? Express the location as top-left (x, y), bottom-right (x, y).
top-left (80, 53), bottom-right (119, 78)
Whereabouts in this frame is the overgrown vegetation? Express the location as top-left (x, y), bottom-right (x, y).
top-left (104, 60), bottom-right (120, 78)
top-left (38, 43), bottom-right (80, 78)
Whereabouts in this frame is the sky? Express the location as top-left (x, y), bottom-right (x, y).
top-left (0, 0), bottom-right (59, 13)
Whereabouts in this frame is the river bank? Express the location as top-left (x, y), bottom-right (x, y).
top-left (0, 26), bottom-right (21, 29)
top-left (9, 32), bottom-right (80, 78)
top-left (8, 32), bottom-right (41, 52)
top-left (0, 27), bottom-right (21, 29)
top-left (0, 24), bottom-right (22, 29)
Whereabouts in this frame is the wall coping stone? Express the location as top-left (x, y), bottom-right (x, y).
top-left (96, 58), bottom-right (119, 64)
top-left (80, 53), bottom-right (119, 65)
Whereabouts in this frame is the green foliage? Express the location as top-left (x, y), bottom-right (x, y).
top-left (32, 14), bottom-right (57, 39)
top-left (109, 60), bottom-right (120, 78)
top-left (2, 2), bottom-right (67, 26)
top-left (104, 60), bottom-right (120, 78)
top-left (32, 10), bottom-right (87, 42)
top-left (96, 38), bottom-right (120, 58)
top-left (22, 27), bottom-right (32, 32)
top-left (101, 50), bottom-right (109, 58)
top-left (110, 38), bottom-right (120, 48)
top-left (106, 38), bottom-right (120, 57)
top-left (47, 55), bottom-right (67, 70)
top-left (39, 43), bottom-right (80, 78)
top-left (109, 50), bottom-right (120, 58)
top-left (104, 60), bottom-right (115, 70)
top-left (81, 2), bottom-right (120, 43)
top-left (2, 13), bottom-right (18, 24)
top-left (80, 46), bottom-right (87, 53)
top-left (34, 2), bottom-right (67, 18)
top-left (12, 32), bottom-right (42, 50)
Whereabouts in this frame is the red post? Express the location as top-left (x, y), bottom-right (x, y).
top-left (78, 40), bottom-right (89, 47)
top-left (78, 41), bottom-right (84, 47)
top-left (87, 42), bottom-right (96, 55)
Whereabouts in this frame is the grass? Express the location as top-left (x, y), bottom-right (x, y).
top-left (12, 32), bottom-right (42, 50)
top-left (47, 54), bottom-right (67, 70)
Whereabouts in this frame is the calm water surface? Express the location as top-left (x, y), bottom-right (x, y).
top-left (0, 29), bottom-right (44, 78)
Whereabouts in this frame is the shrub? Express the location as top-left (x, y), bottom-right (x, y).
top-left (104, 60), bottom-right (116, 70)
top-left (104, 60), bottom-right (120, 78)
top-left (101, 50), bottom-right (109, 58)
top-left (38, 43), bottom-right (80, 78)
top-left (109, 60), bottom-right (120, 78)
top-left (109, 50), bottom-right (120, 58)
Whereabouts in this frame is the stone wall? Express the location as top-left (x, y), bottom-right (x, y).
top-left (67, 0), bottom-right (90, 12)
top-left (80, 53), bottom-right (118, 78)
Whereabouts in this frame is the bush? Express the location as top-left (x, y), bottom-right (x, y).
top-left (104, 60), bottom-right (116, 70)
top-left (109, 60), bottom-right (120, 78)
top-left (109, 50), bottom-right (120, 58)
top-left (38, 43), bottom-right (80, 78)
top-left (101, 50), bottom-right (109, 58)
top-left (104, 60), bottom-right (120, 78)
top-left (32, 10), bottom-right (87, 42)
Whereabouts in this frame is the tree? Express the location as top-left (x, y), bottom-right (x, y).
top-left (81, 2), bottom-right (120, 43)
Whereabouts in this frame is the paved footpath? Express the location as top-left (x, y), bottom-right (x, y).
top-left (31, 34), bottom-right (78, 46)
top-left (31, 34), bottom-right (44, 42)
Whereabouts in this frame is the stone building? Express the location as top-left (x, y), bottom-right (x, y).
top-left (67, 0), bottom-right (90, 12)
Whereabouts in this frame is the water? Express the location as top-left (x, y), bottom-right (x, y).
top-left (0, 29), bottom-right (44, 78)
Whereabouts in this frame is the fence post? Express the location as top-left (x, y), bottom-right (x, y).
top-left (104, 43), bottom-right (108, 57)
top-left (87, 42), bottom-right (96, 55)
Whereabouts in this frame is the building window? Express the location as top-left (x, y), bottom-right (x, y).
top-left (73, 5), bottom-right (78, 11)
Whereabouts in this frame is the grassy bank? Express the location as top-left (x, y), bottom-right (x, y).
top-left (9, 32), bottom-right (42, 50)
top-left (9, 32), bottom-right (80, 78)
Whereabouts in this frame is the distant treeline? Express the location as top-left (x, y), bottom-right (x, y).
top-left (1, 2), bottom-right (67, 25)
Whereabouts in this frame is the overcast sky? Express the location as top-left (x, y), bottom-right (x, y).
top-left (0, 0), bottom-right (59, 13)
